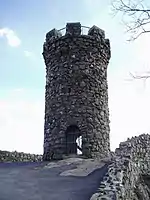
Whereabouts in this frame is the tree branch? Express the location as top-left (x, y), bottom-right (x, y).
top-left (130, 72), bottom-right (150, 80)
top-left (111, 0), bottom-right (150, 40)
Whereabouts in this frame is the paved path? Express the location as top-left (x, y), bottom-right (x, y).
top-left (0, 161), bottom-right (108, 200)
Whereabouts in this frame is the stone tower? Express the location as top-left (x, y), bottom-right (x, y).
top-left (42, 22), bottom-right (111, 160)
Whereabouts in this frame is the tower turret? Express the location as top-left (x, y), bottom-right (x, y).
top-left (42, 22), bottom-right (111, 160)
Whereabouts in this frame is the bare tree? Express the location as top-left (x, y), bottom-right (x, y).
top-left (112, 0), bottom-right (150, 80)
top-left (112, 0), bottom-right (150, 40)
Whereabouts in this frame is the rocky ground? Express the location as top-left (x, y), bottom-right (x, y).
top-left (0, 158), bottom-right (108, 200)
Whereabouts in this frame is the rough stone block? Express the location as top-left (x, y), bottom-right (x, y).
top-left (88, 25), bottom-right (105, 38)
top-left (65, 22), bottom-right (81, 36)
top-left (46, 28), bottom-right (62, 41)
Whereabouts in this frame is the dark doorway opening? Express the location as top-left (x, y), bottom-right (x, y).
top-left (65, 125), bottom-right (82, 155)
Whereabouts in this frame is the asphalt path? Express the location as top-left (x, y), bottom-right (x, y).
top-left (0, 161), bottom-right (108, 200)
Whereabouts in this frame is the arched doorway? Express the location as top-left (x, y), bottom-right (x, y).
top-left (65, 125), bottom-right (82, 155)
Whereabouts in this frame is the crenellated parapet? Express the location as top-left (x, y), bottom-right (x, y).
top-left (43, 23), bottom-right (111, 67)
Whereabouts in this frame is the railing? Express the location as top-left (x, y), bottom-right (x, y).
top-left (46, 23), bottom-right (106, 42)
top-left (57, 25), bottom-right (91, 36)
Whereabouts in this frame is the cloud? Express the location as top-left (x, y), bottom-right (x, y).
top-left (108, 67), bottom-right (150, 151)
top-left (0, 89), bottom-right (44, 154)
top-left (24, 50), bottom-right (35, 58)
top-left (0, 2), bottom-right (150, 155)
top-left (134, 34), bottom-right (150, 70)
top-left (0, 27), bottom-right (21, 47)
top-left (1, 71), bottom-right (150, 155)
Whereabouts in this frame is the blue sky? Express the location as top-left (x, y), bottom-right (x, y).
top-left (0, 0), bottom-right (150, 154)
top-left (0, 1), bottom-right (110, 92)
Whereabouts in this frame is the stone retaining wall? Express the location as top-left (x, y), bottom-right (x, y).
top-left (116, 134), bottom-right (150, 175)
top-left (90, 134), bottom-right (150, 200)
top-left (0, 150), bottom-right (42, 162)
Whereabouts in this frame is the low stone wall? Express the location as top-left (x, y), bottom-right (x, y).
top-left (116, 134), bottom-right (150, 175)
top-left (90, 134), bottom-right (150, 200)
top-left (0, 150), bottom-right (42, 162)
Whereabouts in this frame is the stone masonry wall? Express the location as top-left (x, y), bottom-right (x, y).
top-left (0, 150), bottom-right (42, 162)
top-left (90, 134), bottom-right (150, 200)
top-left (42, 23), bottom-right (111, 160)
top-left (115, 134), bottom-right (150, 175)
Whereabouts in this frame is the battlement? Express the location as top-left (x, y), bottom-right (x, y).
top-left (43, 23), bottom-right (111, 66)
top-left (45, 22), bottom-right (107, 42)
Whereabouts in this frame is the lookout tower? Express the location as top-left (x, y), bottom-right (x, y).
top-left (42, 22), bottom-right (111, 160)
